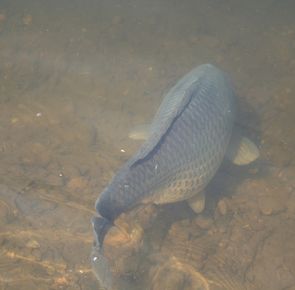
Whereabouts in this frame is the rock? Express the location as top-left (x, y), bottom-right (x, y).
top-left (194, 215), bottom-right (213, 230)
top-left (22, 14), bottom-right (33, 26)
top-left (277, 166), bottom-right (295, 189)
top-left (25, 239), bottom-right (40, 249)
top-left (258, 195), bottom-right (285, 216)
top-left (67, 177), bottom-right (88, 191)
top-left (217, 199), bottom-right (228, 216)
top-left (21, 143), bottom-right (51, 167)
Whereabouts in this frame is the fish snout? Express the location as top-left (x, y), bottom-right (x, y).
top-left (92, 216), bottom-right (113, 248)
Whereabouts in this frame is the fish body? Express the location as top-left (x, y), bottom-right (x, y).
top-left (91, 64), bottom-right (261, 289)
top-left (95, 64), bottom-right (235, 223)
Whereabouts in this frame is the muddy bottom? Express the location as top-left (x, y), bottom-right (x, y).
top-left (0, 0), bottom-right (295, 289)
top-left (93, 163), bottom-right (295, 290)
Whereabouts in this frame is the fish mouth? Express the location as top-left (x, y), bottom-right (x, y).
top-left (92, 216), bottom-right (113, 248)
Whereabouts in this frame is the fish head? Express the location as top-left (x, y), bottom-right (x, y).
top-left (92, 216), bottom-right (113, 247)
top-left (95, 169), bottom-right (138, 221)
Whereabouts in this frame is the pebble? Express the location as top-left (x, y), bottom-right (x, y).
top-left (22, 14), bottom-right (33, 26)
top-left (21, 143), bottom-right (51, 167)
top-left (194, 216), bottom-right (213, 229)
top-left (277, 166), bottom-right (295, 189)
top-left (258, 196), bottom-right (284, 216)
top-left (67, 177), bottom-right (88, 191)
top-left (25, 239), bottom-right (40, 249)
top-left (217, 199), bottom-right (228, 216)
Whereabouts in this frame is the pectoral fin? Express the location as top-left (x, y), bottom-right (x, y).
top-left (226, 133), bottom-right (259, 165)
top-left (128, 124), bottom-right (151, 140)
top-left (187, 191), bottom-right (206, 214)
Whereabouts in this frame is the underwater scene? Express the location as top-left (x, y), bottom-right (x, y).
top-left (0, 0), bottom-right (295, 289)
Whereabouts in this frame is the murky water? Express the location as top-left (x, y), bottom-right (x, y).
top-left (0, 0), bottom-right (295, 289)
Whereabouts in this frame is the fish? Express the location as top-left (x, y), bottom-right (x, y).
top-left (91, 64), bottom-right (259, 287)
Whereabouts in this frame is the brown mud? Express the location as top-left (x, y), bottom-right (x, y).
top-left (0, 0), bottom-right (295, 289)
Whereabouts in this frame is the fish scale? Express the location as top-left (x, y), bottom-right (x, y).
top-left (95, 64), bottom-right (236, 222)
